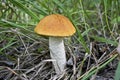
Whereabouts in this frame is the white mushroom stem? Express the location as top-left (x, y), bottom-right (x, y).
top-left (117, 38), bottom-right (120, 54)
top-left (49, 37), bottom-right (66, 74)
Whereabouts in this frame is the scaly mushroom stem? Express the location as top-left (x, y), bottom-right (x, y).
top-left (117, 38), bottom-right (120, 54)
top-left (49, 37), bottom-right (66, 74)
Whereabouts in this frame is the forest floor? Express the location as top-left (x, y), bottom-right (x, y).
top-left (0, 28), bottom-right (119, 80)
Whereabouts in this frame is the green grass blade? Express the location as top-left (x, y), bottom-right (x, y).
top-left (0, 36), bottom-right (17, 53)
top-left (8, 0), bottom-right (39, 21)
top-left (111, 16), bottom-right (120, 24)
top-left (81, 54), bottom-right (118, 80)
top-left (27, 0), bottom-right (48, 16)
top-left (81, 28), bottom-right (94, 37)
top-left (52, 0), bottom-right (65, 12)
top-left (1, 19), bottom-right (33, 32)
top-left (91, 36), bottom-right (118, 46)
top-left (75, 26), bottom-right (90, 53)
top-left (114, 61), bottom-right (120, 80)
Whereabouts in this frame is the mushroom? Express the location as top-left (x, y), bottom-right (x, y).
top-left (34, 14), bottom-right (76, 74)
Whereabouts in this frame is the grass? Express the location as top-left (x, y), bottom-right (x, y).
top-left (0, 0), bottom-right (120, 79)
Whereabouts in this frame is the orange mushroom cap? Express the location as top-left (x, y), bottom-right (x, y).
top-left (34, 14), bottom-right (76, 37)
